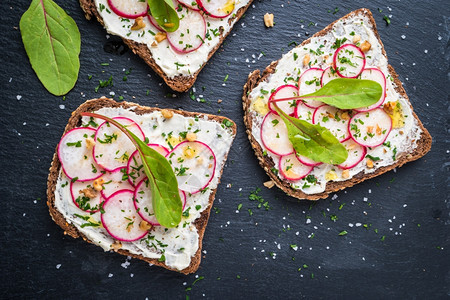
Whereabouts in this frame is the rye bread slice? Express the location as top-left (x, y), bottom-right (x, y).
top-left (47, 97), bottom-right (237, 274)
top-left (242, 8), bottom-right (432, 201)
top-left (78, 0), bottom-right (254, 92)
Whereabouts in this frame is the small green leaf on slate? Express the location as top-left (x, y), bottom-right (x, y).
top-left (20, 0), bottom-right (81, 96)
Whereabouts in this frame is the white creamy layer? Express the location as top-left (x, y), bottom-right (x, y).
top-left (248, 12), bottom-right (422, 195)
top-left (94, 0), bottom-right (250, 78)
top-left (55, 106), bottom-right (235, 270)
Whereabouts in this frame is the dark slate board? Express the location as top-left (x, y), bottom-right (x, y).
top-left (1, 0), bottom-right (449, 298)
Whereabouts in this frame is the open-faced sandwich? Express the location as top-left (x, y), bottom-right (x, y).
top-left (243, 8), bottom-right (432, 200)
top-left (47, 98), bottom-right (236, 273)
top-left (79, 0), bottom-right (254, 92)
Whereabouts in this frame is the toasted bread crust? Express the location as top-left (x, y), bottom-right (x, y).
top-left (78, 0), bottom-right (254, 92)
top-left (47, 98), bottom-right (237, 274)
top-left (242, 8), bottom-right (432, 201)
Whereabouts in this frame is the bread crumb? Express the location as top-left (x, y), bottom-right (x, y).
top-left (217, 99), bottom-right (223, 104)
top-left (264, 13), bottom-right (274, 27)
top-left (360, 40), bottom-right (371, 52)
top-left (155, 32), bottom-right (167, 43)
top-left (131, 16), bottom-right (146, 31)
top-left (263, 180), bottom-right (275, 188)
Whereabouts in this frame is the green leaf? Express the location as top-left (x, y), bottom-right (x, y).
top-left (300, 78), bottom-right (382, 109)
top-left (20, 0), bottom-right (80, 96)
top-left (148, 0), bottom-right (180, 32)
top-left (274, 105), bottom-right (348, 165)
top-left (82, 113), bottom-right (182, 228)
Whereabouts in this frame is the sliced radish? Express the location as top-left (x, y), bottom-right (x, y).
top-left (337, 139), bottom-right (367, 169)
top-left (312, 105), bottom-right (350, 142)
top-left (296, 153), bottom-right (322, 167)
top-left (166, 141), bottom-right (216, 194)
top-left (147, 15), bottom-right (164, 31)
top-left (294, 101), bottom-right (316, 123)
top-left (100, 168), bottom-right (134, 199)
top-left (178, 0), bottom-right (200, 11)
top-left (107, 0), bottom-right (148, 19)
top-left (333, 44), bottom-right (365, 78)
top-left (101, 190), bottom-right (148, 242)
top-left (58, 128), bottom-right (102, 181)
top-left (261, 112), bottom-right (294, 156)
top-left (134, 179), bottom-right (186, 226)
top-left (167, 9), bottom-right (206, 53)
top-left (127, 144), bottom-right (170, 187)
top-left (196, 0), bottom-right (235, 18)
top-left (279, 154), bottom-right (313, 181)
top-left (321, 66), bottom-right (340, 86)
top-left (70, 181), bottom-right (104, 213)
top-left (298, 68), bottom-right (324, 108)
top-left (354, 68), bottom-right (387, 112)
top-left (349, 109), bottom-right (392, 147)
top-left (268, 85), bottom-right (298, 116)
top-left (93, 117), bottom-right (145, 172)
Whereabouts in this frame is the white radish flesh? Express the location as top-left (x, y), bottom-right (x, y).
top-left (313, 105), bottom-right (351, 142)
top-left (298, 68), bottom-right (324, 108)
top-left (166, 141), bottom-right (216, 194)
top-left (178, 0), bottom-right (200, 11)
top-left (294, 101), bottom-right (316, 123)
top-left (349, 109), bottom-right (392, 147)
top-left (100, 168), bottom-right (134, 199)
top-left (134, 179), bottom-right (186, 226)
top-left (93, 117), bottom-right (145, 172)
top-left (354, 68), bottom-right (387, 112)
top-left (167, 9), bottom-right (206, 53)
top-left (127, 144), bottom-right (169, 187)
top-left (261, 112), bottom-right (294, 156)
top-left (279, 154), bottom-right (313, 181)
top-left (107, 0), bottom-right (148, 19)
top-left (268, 85), bottom-right (298, 116)
top-left (196, 0), bottom-right (235, 18)
top-left (337, 139), bottom-right (367, 169)
top-left (333, 44), bottom-right (365, 78)
top-left (70, 181), bottom-right (104, 213)
top-left (58, 128), bottom-right (102, 181)
top-left (101, 190), bottom-right (148, 242)
top-left (320, 66), bottom-right (340, 86)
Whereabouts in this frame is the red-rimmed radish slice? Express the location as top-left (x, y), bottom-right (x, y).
top-left (107, 0), bottom-right (148, 19)
top-left (298, 68), bottom-right (324, 108)
top-left (349, 109), bottom-right (392, 147)
top-left (70, 181), bottom-right (104, 213)
top-left (268, 85), bottom-right (298, 116)
top-left (167, 9), bottom-right (206, 53)
top-left (166, 141), bottom-right (216, 194)
top-left (134, 179), bottom-right (186, 226)
top-left (312, 105), bottom-right (351, 142)
top-left (93, 117), bottom-right (145, 172)
top-left (147, 15), bottom-right (164, 31)
top-left (337, 139), bottom-right (367, 169)
top-left (196, 0), bottom-right (235, 18)
top-left (296, 153), bottom-right (322, 167)
top-left (178, 0), bottom-right (200, 11)
top-left (333, 44), bottom-right (365, 78)
top-left (261, 112), bottom-right (294, 156)
top-left (58, 128), bottom-right (102, 181)
top-left (279, 154), bottom-right (313, 181)
top-left (127, 144), bottom-right (170, 187)
top-left (100, 168), bottom-right (134, 199)
top-left (101, 190), bottom-right (148, 242)
top-left (321, 66), bottom-right (340, 86)
top-left (294, 101), bottom-right (316, 123)
top-left (354, 68), bottom-right (387, 112)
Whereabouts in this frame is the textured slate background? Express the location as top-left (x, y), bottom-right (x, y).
top-left (1, 0), bottom-right (449, 298)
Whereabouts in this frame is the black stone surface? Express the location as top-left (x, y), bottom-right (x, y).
top-left (1, 0), bottom-right (449, 298)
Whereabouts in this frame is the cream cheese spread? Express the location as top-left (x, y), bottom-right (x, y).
top-left (55, 106), bottom-right (235, 270)
top-left (248, 12), bottom-right (422, 195)
top-left (94, 0), bottom-right (251, 78)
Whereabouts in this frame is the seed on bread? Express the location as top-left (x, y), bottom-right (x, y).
top-left (186, 132), bottom-right (197, 142)
top-left (131, 17), bottom-right (145, 31)
top-left (353, 34), bottom-right (361, 44)
top-left (360, 40), bottom-right (371, 52)
top-left (80, 187), bottom-right (96, 199)
top-left (263, 180), bottom-right (275, 188)
top-left (155, 32), bottom-right (167, 43)
top-left (93, 178), bottom-right (105, 191)
top-left (303, 53), bottom-right (310, 66)
top-left (264, 13), bottom-right (274, 27)
top-left (161, 109), bottom-right (174, 119)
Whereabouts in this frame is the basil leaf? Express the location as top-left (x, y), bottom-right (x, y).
top-left (300, 78), bottom-right (382, 109)
top-left (82, 113), bottom-right (182, 228)
top-left (20, 0), bottom-right (80, 96)
top-left (148, 0), bottom-right (180, 32)
top-left (274, 105), bottom-right (348, 165)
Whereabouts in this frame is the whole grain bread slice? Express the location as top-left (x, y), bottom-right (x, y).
top-left (78, 0), bottom-right (253, 92)
top-left (47, 97), bottom-right (237, 274)
top-left (242, 8), bottom-right (432, 201)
